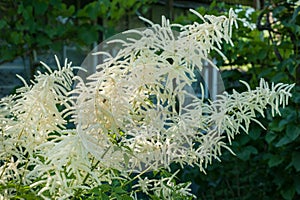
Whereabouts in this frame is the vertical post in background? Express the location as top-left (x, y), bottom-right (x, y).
top-left (204, 63), bottom-right (209, 99)
top-left (212, 66), bottom-right (218, 101)
top-left (92, 18), bottom-right (100, 74)
top-left (166, 0), bottom-right (174, 20)
top-left (254, 0), bottom-right (264, 10)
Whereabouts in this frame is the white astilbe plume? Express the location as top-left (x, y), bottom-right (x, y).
top-left (206, 79), bottom-right (295, 144)
top-left (73, 9), bottom-right (239, 172)
top-left (0, 56), bottom-right (77, 197)
top-left (8, 55), bottom-right (74, 147)
top-left (27, 133), bottom-right (93, 198)
top-left (72, 8), bottom-right (294, 176)
top-left (132, 170), bottom-right (195, 199)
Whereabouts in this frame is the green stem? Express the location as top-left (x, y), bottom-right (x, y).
top-left (73, 146), bottom-right (111, 198)
top-left (122, 165), bottom-right (154, 187)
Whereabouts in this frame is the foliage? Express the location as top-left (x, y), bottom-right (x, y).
top-left (173, 0), bottom-right (300, 199)
top-left (0, 0), bottom-right (156, 77)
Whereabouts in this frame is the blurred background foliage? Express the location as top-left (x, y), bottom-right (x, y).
top-left (0, 0), bottom-right (299, 199)
top-left (0, 0), bottom-right (156, 78)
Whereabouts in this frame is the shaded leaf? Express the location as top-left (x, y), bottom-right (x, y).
top-left (265, 131), bottom-right (277, 144)
top-left (237, 146), bottom-right (258, 161)
top-left (286, 125), bottom-right (300, 141)
top-left (249, 125), bottom-right (262, 140)
top-left (281, 187), bottom-right (295, 200)
top-left (268, 155), bottom-right (284, 167)
top-left (292, 152), bottom-right (300, 172)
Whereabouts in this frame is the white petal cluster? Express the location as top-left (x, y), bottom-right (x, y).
top-left (0, 9), bottom-right (295, 199)
top-left (0, 57), bottom-right (83, 197)
top-left (207, 80), bottom-right (294, 144)
top-left (132, 171), bottom-right (195, 199)
top-left (73, 8), bottom-right (240, 173)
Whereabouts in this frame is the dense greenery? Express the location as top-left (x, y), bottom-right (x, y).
top-left (174, 1), bottom-right (300, 199)
top-left (0, 0), bottom-right (155, 75)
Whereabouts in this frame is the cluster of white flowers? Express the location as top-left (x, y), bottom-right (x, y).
top-left (0, 9), bottom-right (294, 199)
top-left (73, 9), bottom-right (239, 173)
top-left (132, 171), bottom-right (195, 199)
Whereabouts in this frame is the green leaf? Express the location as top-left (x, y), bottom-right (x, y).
top-left (100, 193), bottom-right (110, 200)
top-left (276, 124), bottom-right (300, 147)
top-left (265, 132), bottom-right (277, 144)
top-left (36, 35), bottom-right (51, 47)
top-left (238, 134), bottom-right (250, 145)
top-left (237, 146), bottom-right (258, 161)
top-left (34, 0), bottom-right (48, 15)
top-left (23, 5), bottom-right (33, 21)
top-left (292, 152), bottom-right (300, 172)
top-left (50, 0), bottom-right (61, 5)
top-left (290, 6), bottom-right (300, 23)
top-left (49, 42), bottom-right (63, 52)
top-left (0, 20), bottom-right (7, 29)
top-left (269, 119), bottom-right (285, 132)
top-left (249, 125), bottom-right (262, 140)
top-left (281, 187), bottom-right (295, 200)
top-left (63, 5), bottom-right (75, 17)
top-left (119, 194), bottom-right (132, 200)
top-left (10, 32), bottom-right (23, 45)
top-left (268, 155), bottom-right (284, 167)
top-left (286, 124), bottom-right (300, 141)
top-left (271, 71), bottom-right (289, 82)
top-left (292, 90), bottom-right (300, 103)
top-left (82, 2), bottom-right (100, 20)
top-left (78, 27), bottom-right (98, 45)
top-left (294, 175), bottom-right (300, 194)
top-left (276, 136), bottom-right (291, 147)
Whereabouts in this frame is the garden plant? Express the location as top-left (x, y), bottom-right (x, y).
top-left (0, 7), bottom-right (295, 199)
